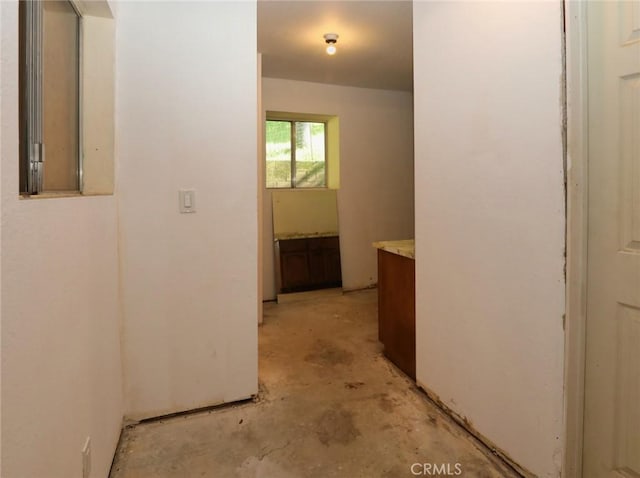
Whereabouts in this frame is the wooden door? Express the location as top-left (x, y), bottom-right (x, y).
top-left (583, 1), bottom-right (640, 475)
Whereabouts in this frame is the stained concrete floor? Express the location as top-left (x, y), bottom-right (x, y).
top-left (111, 289), bottom-right (520, 478)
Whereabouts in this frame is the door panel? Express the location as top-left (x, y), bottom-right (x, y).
top-left (615, 305), bottom-right (640, 473)
top-left (583, 1), bottom-right (640, 476)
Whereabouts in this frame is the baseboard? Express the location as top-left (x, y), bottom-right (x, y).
top-left (416, 380), bottom-right (534, 478)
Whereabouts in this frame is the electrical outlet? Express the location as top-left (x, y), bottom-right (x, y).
top-left (82, 437), bottom-right (91, 478)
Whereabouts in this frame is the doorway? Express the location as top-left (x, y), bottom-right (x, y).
top-left (256, 1), bottom-right (415, 304)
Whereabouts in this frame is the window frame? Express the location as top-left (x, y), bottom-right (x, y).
top-left (19, 0), bottom-right (83, 196)
top-left (265, 117), bottom-right (329, 190)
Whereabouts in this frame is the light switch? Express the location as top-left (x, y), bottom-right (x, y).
top-left (179, 189), bottom-right (196, 213)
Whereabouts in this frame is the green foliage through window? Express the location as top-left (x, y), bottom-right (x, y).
top-left (266, 120), bottom-right (326, 188)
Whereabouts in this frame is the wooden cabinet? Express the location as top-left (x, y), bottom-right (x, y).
top-left (277, 236), bottom-right (342, 293)
top-left (377, 249), bottom-right (416, 380)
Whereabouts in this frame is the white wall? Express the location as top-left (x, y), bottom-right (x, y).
top-left (413, 2), bottom-right (565, 477)
top-left (1, 4), bottom-right (4, 474)
top-left (257, 53), bottom-right (263, 324)
top-left (1, 3), bottom-right (123, 477)
top-left (117, 1), bottom-right (258, 420)
top-left (262, 78), bottom-right (414, 299)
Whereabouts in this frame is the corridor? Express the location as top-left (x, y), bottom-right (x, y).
top-left (110, 290), bottom-right (518, 477)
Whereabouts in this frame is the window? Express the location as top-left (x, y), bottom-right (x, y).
top-left (266, 120), bottom-right (327, 188)
top-left (20, 0), bottom-right (81, 194)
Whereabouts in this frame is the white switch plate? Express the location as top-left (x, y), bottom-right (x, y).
top-left (179, 189), bottom-right (196, 213)
top-left (82, 437), bottom-right (91, 478)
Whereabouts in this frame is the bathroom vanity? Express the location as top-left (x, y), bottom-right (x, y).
top-left (276, 235), bottom-right (342, 293)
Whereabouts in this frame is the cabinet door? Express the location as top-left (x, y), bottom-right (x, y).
top-left (280, 251), bottom-right (310, 291)
top-left (323, 248), bottom-right (342, 284)
top-left (308, 249), bottom-right (326, 286)
top-left (377, 249), bottom-right (415, 379)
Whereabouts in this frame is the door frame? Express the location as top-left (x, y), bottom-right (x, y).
top-left (564, 1), bottom-right (589, 476)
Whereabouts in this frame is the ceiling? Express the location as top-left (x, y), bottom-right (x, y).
top-left (257, 1), bottom-right (413, 92)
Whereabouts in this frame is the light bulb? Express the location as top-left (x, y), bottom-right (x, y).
top-left (326, 44), bottom-right (337, 55)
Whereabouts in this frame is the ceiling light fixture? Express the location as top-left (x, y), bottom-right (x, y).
top-left (324, 33), bottom-right (339, 55)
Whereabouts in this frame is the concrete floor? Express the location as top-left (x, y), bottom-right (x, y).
top-left (111, 289), bottom-right (519, 477)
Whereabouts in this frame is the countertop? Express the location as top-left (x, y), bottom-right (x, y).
top-left (372, 239), bottom-right (415, 260)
